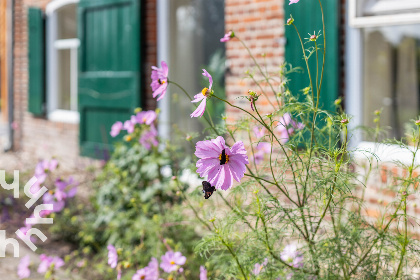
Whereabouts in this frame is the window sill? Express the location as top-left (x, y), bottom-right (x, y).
top-left (353, 141), bottom-right (420, 166)
top-left (48, 110), bottom-right (79, 124)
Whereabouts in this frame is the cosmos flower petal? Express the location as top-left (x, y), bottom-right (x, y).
top-left (191, 93), bottom-right (205, 103)
top-left (202, 69), bottom-right (213, 89)
top-left (220, 165), bottom-right (232, 190)
top-left (190, 98), bottom-right (207, 118)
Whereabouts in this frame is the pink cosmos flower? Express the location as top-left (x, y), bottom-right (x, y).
top-left (195, 136), bottom-right (249, 190)
top-left (254, 142), bottom-right (271, 165)
top-left (200, 266), bottom-right (207, 280)
top-left (253, 126), bottom-right (267, 139)
top-left (190, 69), bottom-right (213, 118)
top-left (43, 192), bottom-right (65, 213)
top-left (17, 255), bottom-right (31, 279)
top-left (37, 254), bottom-right (64, 274)
top-left (252, 258), bottom-right (268, 276)
top-left (280, 244), bottom-right (304, 268)
top-left (289, 0), bottom-right (300, 4)
top-left (107, 245), bottom-right (118, 269)
top-left (136, 110), bottom-right (157, 125)
top-left (139, 125), bottom-right (159, 150)
top-left (160, 251), bottom-right (186, 273)
top-left (151, 61), bottom-right (169, 101)
top-left (277, 113), bottom-right (304, 144)
top-left (220, 31), bottom-right (234, 42)
top-left (132, 257), bottom-right (159, 280)
top-left (124, 116), bottom-right (137, 134)
top-left (110, 121), bottom-right (123, 137)
top-left (146, 257), bottom-right (159, 280)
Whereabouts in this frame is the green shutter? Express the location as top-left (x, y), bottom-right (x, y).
top-left (78, 0), bottom-right (141, 158)
top-left (27, 7), bottom-right (45, 116)
top-left (284, 0), bottom-right (340, 112)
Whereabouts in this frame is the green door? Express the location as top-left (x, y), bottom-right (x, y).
top-left (284, 0), bottom-right (340, 112)
top-left (78, 0), bottom-right (141, 158)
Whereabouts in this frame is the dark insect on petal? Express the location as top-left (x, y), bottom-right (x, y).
top-left (219, 149), bottom-right (227, 165)
top-left (202, 181), bottom-right (216, 199)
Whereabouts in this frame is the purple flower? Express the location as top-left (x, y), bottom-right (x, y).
top-left (132, 257), bottom-right (159, 280)
top-left (111, 121), bottom-right (123, 137)
top-left (254, 142), bottom-right (271, 165)
top-left (43, 192), bottom-right (65, 213)
top-left (195, 136), bottom-right (249, 190)
top-left (107, 245), bottom-right (118, 269)
top-left (252, 258), bottom-right (268, 276)
top-left (136, 110), bottom-right (157, 125)
top-left (277, 113), bottom-right (304, 144)
top-left (280, 244), bottom-right (304, 268)
top-left (190, 69), bottom-right (213, 118)
top-left (17, 255), bottom-right (31, 279)
top-left (200, 266), bottom-right (207, 280)
top-left (160, 251), bottom-right (186, 273)
top-left (37, 254), bottom-right (64, 274)
top-left (139, 125), bottom-right (159, 150)
top-left (253, 126), bottom-right (267, 139)
top-left (146, 257), bottom-right (159, 280)
top-left (151, 61), bottom-right (169, 101)
top-left (220, 31), bottom-right (234, 42)
top-left (124, 116), bottom-right (137, 133)
top-left (289, 0), bottom-right (300, 4)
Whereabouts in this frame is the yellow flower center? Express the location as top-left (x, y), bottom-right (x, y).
top-left (49, 190), bottom-right (54, 195)
top-left (140, 276), bottom-right (145, 280)
top-left (201, 87), bottom-right (209, 96)
top-left (219, 152), bottom-right (229, 164)
top-left (158, 79), bottom-right (166, 85)
top-left (170, 261), bottom-right (175, 265)
top-left (143, 117), bottom-right (147, 123)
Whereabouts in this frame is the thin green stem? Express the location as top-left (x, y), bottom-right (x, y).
top-left (237, 37), bottom-right (281, 107)
top-left (169, 81), bottom-right (219, 135)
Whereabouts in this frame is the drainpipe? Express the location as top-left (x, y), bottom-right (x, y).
top-left (157, 0), bottom-right (170, 140)
top-left (5, 0), bottom-right (14, 152)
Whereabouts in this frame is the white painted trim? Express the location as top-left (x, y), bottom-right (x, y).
top-left (46, 0), bottom-right (79, 118)
top-left (48, 110), bottom-right (80, 124)
top-left (353, 141), bottom-right (420, 166)
top-left (46, 0), bottom-right (79, 16)
top-left (54, 38), bottom-right (80, 49)
top-left (157, 0), bottom-right (170, 140)
top-left (367, 0), bottom-right (420, 14)
top-left (345, 0), bottom-right (363, 148)
top-left (349, 0), bottom-right (420, 28)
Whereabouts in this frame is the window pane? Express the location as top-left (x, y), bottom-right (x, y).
top-left (57, 49), bottom-right (71, 110)
top-left (169, 0), bottom-right (225, 138)
top-left (363, 25), bottom-right (420, 141)
top-left (56, 3), bottom-right (77, 39)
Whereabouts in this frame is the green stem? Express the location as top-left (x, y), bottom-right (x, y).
top-left (237, 37), bottom-right (281, 107)
top-left (169, 81), bottom-right (219, 135)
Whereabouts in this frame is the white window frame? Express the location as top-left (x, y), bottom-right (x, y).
top-left (346, 0), bottom-right (420, 165)
top-left (46, 0), bottom-right (80, 124)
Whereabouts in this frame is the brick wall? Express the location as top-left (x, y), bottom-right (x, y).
top-left (224, 0), bottom-right (285, 123)
top-left (12, 0), bottom-right (157, 169)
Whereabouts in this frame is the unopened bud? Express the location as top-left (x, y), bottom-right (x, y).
top-left (334, 99), bottom-right (341, 106)
top-left (415, 120), bottom-right (420, 126)
top-left (341, 119), bottom-right (349, 124)
top-left (286, 16), bottom-right (294, 25)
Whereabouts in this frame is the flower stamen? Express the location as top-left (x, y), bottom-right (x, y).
top-left (219, 149), bottom-right (229, 165)
top-left (201, 87), bottom-right (209, 96)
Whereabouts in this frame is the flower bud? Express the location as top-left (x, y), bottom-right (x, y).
top-left (415, 120), bottom-right (420, 126)
top-left (286, 15), bottom-right (294, 25)
top-left (340, 119), bottom-right (349, 124)
top-left (334, 98), bottom-right (341, 106)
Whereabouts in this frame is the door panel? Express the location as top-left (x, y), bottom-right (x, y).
top-left (78, 0), bottom-right (140, 158)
